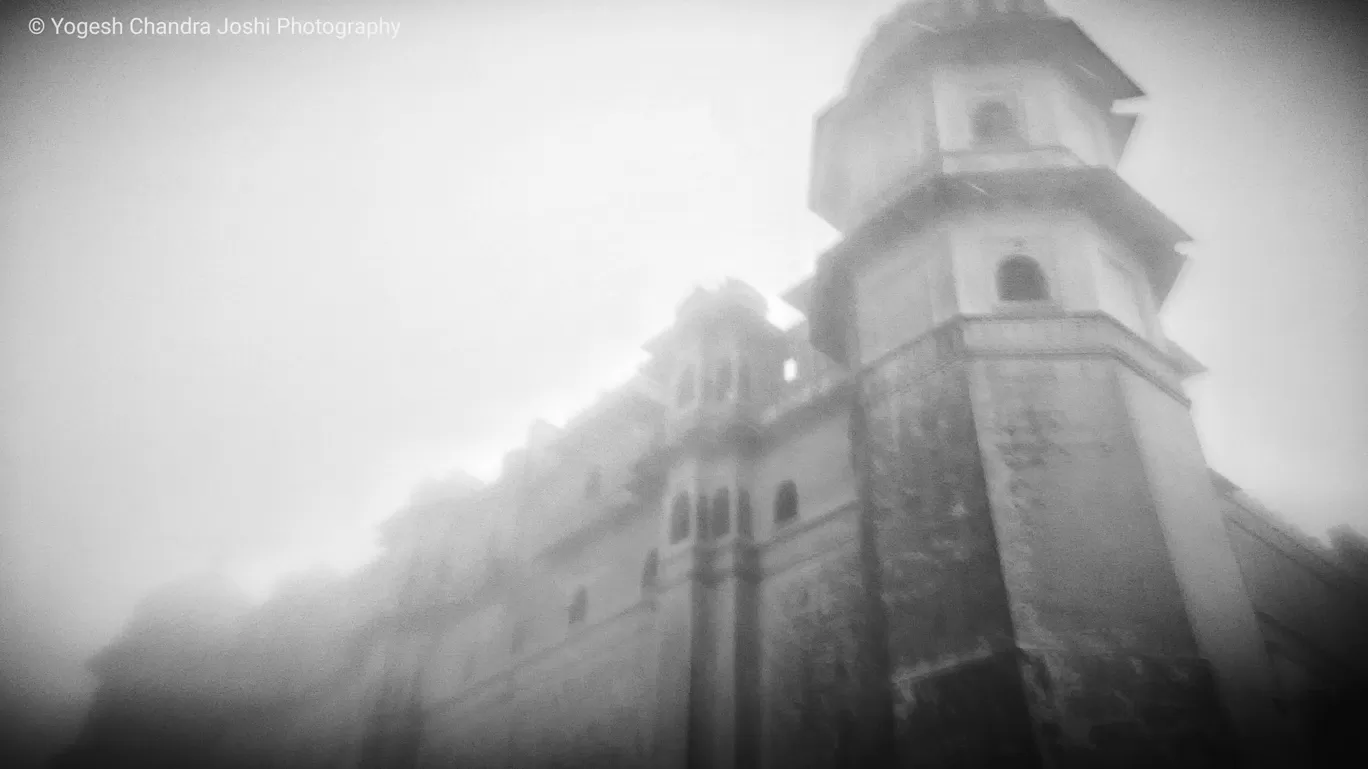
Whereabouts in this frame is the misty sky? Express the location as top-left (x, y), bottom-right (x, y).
top-left (2, 0), bottom-right (1366, 753)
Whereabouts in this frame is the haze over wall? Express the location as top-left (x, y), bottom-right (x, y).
top-left (2, 0), bottom-right (1365, 765)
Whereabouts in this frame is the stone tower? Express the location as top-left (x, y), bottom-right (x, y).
top-left (803, 1), bottom-right (1288, 766)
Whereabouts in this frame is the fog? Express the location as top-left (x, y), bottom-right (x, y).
top-left (2, 0), bottom-right (1366, 765)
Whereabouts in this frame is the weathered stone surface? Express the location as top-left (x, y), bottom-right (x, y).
top-left (861, 361), bottom-right (1017, 666)
top-left (890, 650), bottom-right (1038, 768)
top-left (761, 549), bottom-right (869, 769)
top-left (504, 617), bottom-right (657, 769)
top-left (1020, 650), bottom-right (1238, 769)
top-left (857, 359), bottom-right (1027, 765)
top-left (971, 359), bottom-right (1198, 656)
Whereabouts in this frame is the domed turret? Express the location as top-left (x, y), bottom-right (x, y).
top-left (809, 0), bottom-right (1143, 234)
top-left (850, 0), bottom-right (1055, 92)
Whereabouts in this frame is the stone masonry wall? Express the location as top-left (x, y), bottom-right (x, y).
top-left (759, 542), bottom-right (869, 769)
top-left (970, 356), bottom-right (1238, 768)
top-left (859, 354), bottom-right (1036, 767)
top-left (420, 602), bottom-right (657, 769)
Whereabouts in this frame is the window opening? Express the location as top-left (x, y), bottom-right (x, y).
top-left (997, 255), bottom-right (1048, 302)
top-left (568, 587), bottom-right (587, 625)
top-left (775, 480), bottom-right (799, 524)
top-left (737, 490), bottom-right (754, 537)
top-left (711, 489), bottom-right (731, 536)
top-left (972, 100), bottom-right (1020, 145)
top-left (641, 549), bottom-right (659, 591)
top-left (670, 493), bottom-right (691, 543)
top-left (696, 494), bottom-right (711, 540)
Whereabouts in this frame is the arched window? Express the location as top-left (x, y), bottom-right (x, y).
top-left (972, 100), bottom-right (1019, 146)
top-left (711, 489), bottom-right (731, 536)
top-left (774, 481), bottom-right (799, 525)
top-left (641, 549), bottom-right (659, 592)
top-left (568, 587), bottom-right (587, 626)
top-left (584, 466), bottom-right (602, 498)
top-left (676, 366), bottom-right (697, 407)
top-left (737, 490), bottom-right (754, 537)
top-left (670, 493), bottom-right (691, 544)
top-left (783, 358), bottom-right (798, 383)
top-left (696, 494), bottom-right (711, 540)
top-left (714, 359), bottom-right (733, 401)
top-left (996, 255), bottom-right (1049, 302)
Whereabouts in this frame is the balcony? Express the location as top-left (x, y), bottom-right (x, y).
top-left (664, 400), bottom-right (765, 446)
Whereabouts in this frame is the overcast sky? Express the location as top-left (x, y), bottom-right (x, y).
top-left (2, 0), bottom-right (1365, 761)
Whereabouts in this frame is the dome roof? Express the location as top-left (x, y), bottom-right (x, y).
top-left (848, 0), bottom-right (1054, 91)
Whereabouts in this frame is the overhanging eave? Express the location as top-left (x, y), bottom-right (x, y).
top-left (806, 167), bottom-right (1191, 363)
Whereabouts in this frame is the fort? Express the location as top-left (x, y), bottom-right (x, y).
top-left (56, 2), bottom-right (1368, 768)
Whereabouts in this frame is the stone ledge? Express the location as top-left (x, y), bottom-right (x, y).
top-left (860, 313), bottom-right (1189, 405)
